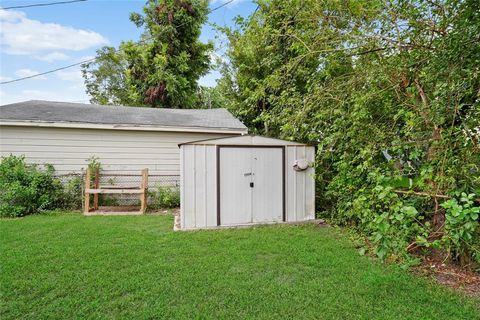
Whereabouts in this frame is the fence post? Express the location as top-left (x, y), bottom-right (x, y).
top-left (84, 168), bottom-right (91, 214)
top-left (140, 168), bottom-right (149, 213)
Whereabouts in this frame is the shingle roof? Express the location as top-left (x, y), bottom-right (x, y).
top-left (0, 100), bottom-right (247, 132)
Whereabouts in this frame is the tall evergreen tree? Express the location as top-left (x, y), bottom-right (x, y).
top-left (82, 0), bottom-right (212, 108)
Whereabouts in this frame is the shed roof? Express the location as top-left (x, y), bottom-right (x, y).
top-left (179, 135), bottom-right (312, 146)
top-left (0, 100), bottom-right (248, 134)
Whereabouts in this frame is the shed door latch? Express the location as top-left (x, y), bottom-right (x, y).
top-left (250, 182), bottom-right (254, 188)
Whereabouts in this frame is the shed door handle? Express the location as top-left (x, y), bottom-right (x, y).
top-left (250, 182), bottom-right (254, 188)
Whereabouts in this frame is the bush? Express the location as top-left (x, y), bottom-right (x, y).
top-left (149, 185), bottom-right (180, 209)
top-left (439, 193), bottom-right (480, 265)
top-left (0, 155), bottom-right (64, 217)
top-left (56, 175), bottom-right (83, 210)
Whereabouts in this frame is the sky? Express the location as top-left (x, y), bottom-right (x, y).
top-left (0, 0), bottom-right (257, 105)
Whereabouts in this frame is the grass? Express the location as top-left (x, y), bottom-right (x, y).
top-left (1, 213), bottom-right (479, 319)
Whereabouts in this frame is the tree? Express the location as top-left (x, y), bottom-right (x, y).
top-left (81, 47), bottom-right (131, 106)
top-left (219, 0), bottom-right (480, 265)
top-left (82, 0), bottom-right (212, 108)
top-left (196, 86), bottom-right (227, 109)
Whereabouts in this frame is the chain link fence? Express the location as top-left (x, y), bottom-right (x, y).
top-left (55, 172), bottom-right (180, 210)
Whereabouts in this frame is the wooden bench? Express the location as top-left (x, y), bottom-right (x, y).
top-left (84, 168), bottom-right (148, 215)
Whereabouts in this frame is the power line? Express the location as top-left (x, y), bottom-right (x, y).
top-left (210, 0), bottom-right (234, 12)
top-left (0, 59), bottom-right (96, 84)
top-left (0, 0), bottom-right (235, 85)
top-left (1, 0), bottom-right (86, 10)
top-left (170, 0), bottom-right (235, 30)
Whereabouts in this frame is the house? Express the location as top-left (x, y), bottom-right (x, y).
top-left (0, 100), bottom-right (247, 178)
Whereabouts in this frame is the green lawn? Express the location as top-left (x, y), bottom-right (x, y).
top-left (1, 214), bottom-right (479, 319)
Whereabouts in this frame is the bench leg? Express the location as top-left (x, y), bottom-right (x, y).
top-left (140, 168), bottom-right (148, 214)
top-left (93, 168), bottom-right (99, 210)
top-left (84, 193), bottom-right (90, 214)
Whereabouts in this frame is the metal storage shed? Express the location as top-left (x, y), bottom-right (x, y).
top-left (178, 135), bottom-right (315, 230)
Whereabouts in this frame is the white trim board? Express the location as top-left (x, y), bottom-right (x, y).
top-left (0, 121), bottom-right (248, 135)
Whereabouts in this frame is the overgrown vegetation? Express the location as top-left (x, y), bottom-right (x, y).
top-left (149, 185), bottom-right (180, 209)
top-left (218, 0), bottom-right (480, 267)
top-left (55, 175), bottom-right (83, 210)
top-left (440, 193), bottom-right (480, 264)
top-left (0, 155), bottom-right (80, 217)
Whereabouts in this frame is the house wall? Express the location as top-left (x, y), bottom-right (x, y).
top-left (0, 125), bottom-right (236, 175)
top-left (180, 143), bottom-right (315, 230)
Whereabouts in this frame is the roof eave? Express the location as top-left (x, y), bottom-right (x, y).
top-left (0, 120), bottom-right (248, 135)
top-left (178, 134), bottom-right (315, 147)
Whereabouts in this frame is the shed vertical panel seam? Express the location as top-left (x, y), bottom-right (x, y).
top-left (311, 146), bottom-right (316, 219)
top-left (193, 145), bottom-right (196, 228)
top-left (294, 147), bottom-right (297, 221)
top-left (204, 145), bottom-right (207, 227)
top-left (250, 148), bottom-right (253, 224)
top-left (282, 146), bottom-right (286, 222)
top-left (216, 146), bottom-right (220, 226)
top-left (303, 145), bottom-right (307, 220)
top-left (285, 146), bottom-right (289, 222)
top-left (180, 146), bottom-right (184, 229)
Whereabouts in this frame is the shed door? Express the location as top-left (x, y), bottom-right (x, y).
top-left (251, 148), bottom-right (283, 223)
top-left (219, 148), bottom-right (252, 225)
top-left (219, 147), bottom-right (283, 225)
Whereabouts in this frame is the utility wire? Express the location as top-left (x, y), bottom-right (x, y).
top-left (1, 0), bottom-right (86, 10)
top-left (210, 0), bottom-right (234, 11)
top-left (0, 0), bottom-right (235, 85)
top-left (1, 59), bottom-right (96, 84)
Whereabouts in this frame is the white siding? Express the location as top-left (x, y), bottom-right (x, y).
top-left (0, 125), bottom-right (235, 175)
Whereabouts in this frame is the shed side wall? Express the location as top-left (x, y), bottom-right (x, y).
top-left (286, 146), bottom-right (315, 222)
top-left (180, 144), bottom-right (217, 229)
top-left (0, 125), bottom-right (235, 175)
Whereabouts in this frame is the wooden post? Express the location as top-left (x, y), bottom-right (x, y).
top-left (140, 168), bottom-right (149, 213)
top-left (93, 168), bottom-right (99, 210)
top-left (84, 168), bottom-right (91, 214)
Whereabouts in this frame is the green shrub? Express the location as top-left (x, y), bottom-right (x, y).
top-left (56, 175), bottom-right (83, 210)
top-left (149, 185), bottom-right (180, 209)
top-left (99, 195), bottom-right (121, 206)
top-left (0, 155), bottom-right (64, 217)
top-left (86, 156), bottom-right (101, 184)
top-left (438, 193), bottom-right (480, 265)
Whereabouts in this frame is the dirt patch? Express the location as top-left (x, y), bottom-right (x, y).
top-left (414, 251), bottom-right (480, 297)
top-left (146, 208), bottom-right (180, 215)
